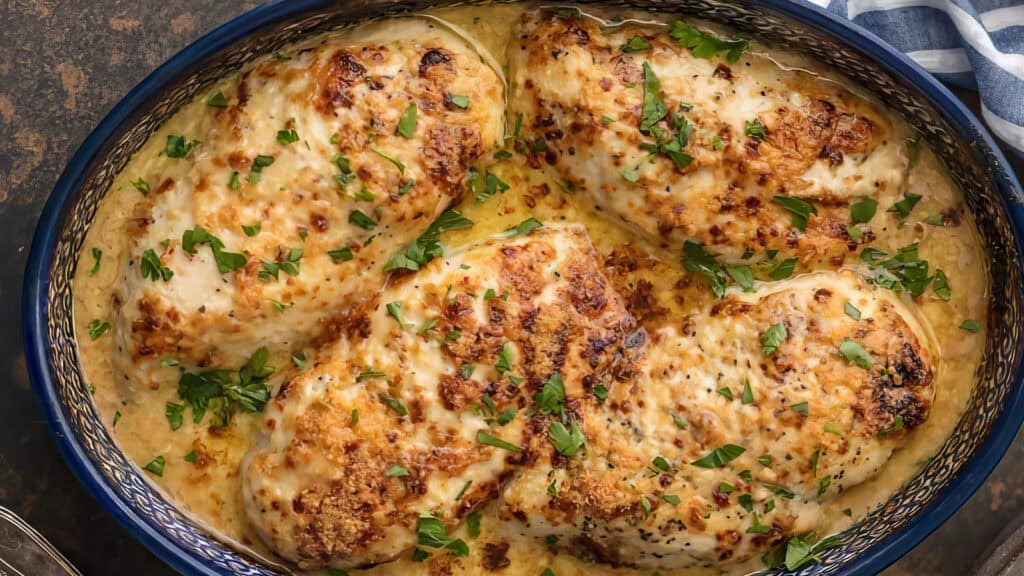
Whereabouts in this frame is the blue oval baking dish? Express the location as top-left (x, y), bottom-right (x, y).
top-left (21, 1), bottom-right (1024, 575)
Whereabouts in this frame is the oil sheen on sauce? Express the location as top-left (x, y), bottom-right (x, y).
top-left (72, 5), bottom-right (988, 575)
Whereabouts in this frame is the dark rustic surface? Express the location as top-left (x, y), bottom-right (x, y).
top-left (0, 1), bottom-right (1021, 574)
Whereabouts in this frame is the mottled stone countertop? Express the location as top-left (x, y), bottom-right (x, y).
top-left (0, 1), bottom-right (1021, 574)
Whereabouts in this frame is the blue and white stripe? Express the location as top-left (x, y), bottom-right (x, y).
top-left (800, 0), bottom-right (1024, 155)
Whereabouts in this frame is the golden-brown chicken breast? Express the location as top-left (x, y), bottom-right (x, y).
top-left (113, 19), bottom-right (505, 377)
top-left (498, 271), bottom-right (934, 569)
top-left (242, 223), bottom-right (641, 570)
top-left (508, 10), bottom-right (913, 263)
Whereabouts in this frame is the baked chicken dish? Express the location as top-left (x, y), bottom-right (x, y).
top-left (75, 6), bottom-right (988, 576)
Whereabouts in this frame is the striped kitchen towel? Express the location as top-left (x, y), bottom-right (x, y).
top-left (803, 0), bottom-right (1024, 156)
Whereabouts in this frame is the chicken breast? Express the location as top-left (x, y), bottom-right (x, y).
top-left (498, 270), bottom-right (934, 569)
top-left (242, 224), bottom-right (641, 570)
top-left (113, 18), bottom-right (505, 377)
top-left (507, 10), bottom-right (911, 263)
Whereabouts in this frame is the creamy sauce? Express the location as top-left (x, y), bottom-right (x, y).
top-left (73, 5), bottom-right (988, 575)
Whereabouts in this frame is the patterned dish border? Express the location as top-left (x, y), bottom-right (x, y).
top-left (21, 1), bottom-right (1024, 575)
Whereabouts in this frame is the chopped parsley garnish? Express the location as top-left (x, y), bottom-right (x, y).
top-left (621, 168), bottom-right (640, 182)
top-left (206, 91), bottom-right (228, 107)
top-left (861, 243), bottom-right (933, 297)
top-left (536, 373), bottom-right (566, 417)
top-left (712, 135), bottom-right (725, 150)
top-left (640, 62), bottom-right (668, 132)
top-left (818, 476), bottom-right (831, 496)
top-left (385, 465), bottom-right (410, 478)
top-left (328, 246), bottom-right (354, 262)
top-left (791, 402), bottom-right (809, 416)
top-left (741, 380), bottom-right (755, 405)
top-left (960, 319), bottom-right (981, 333)
top-left (370, 146), bottom-right (405, 174)
top-left (87, 319), bottom-right (110, 340)
top-left (177, 347), bottom-right (274, 428)
top-left (844, 302), bottom-right (862, 320)
top-left (143, 455), bottom-right (165, 477)
top-left (747, 511), bottom-right (771, 534)
top-left (182, 225), bottom-right (248, 273)
top-left (505, 217), bottom-right (543, 237)
top-left (357, 368), bottom-right (386, 381)
top-left (621, 35), bottom-right (653, 52)
top-left (386, 301), bottom-right (412, 329)
top-left (241, 223), bottom-right (261, 237)
top-left (769, 258), bottom-right (798, 280)
top-left (839, 339), bottom-right (874, 369)
top-left (466, 511), bottom-right (482, 537)
top-left (726, 265), bottom-right (755, 292)
top-left (497, 407), bottom-right (517, 425)
top-left (692, 444), bottom-right (745, 468)
top-left (384, 209), bottom-right (473, 272)
top-left (932, 268), bottom-right (951, 301)
top-left (449, 94), bottom-right (470, 109)
top-left (824, 423), bottom-right (843, 436)
top-left (881, 415), bottom-right (906, 435)
top-left (549, 419), bottom-right (585, 457)
top-left (164, 135), bottom-right (198, 158)
top-left (638, 93), bottom-right (694, 170)
top-left (745, 118), bottom-right (768, 140)
top-left (291, 352), bottom-right (307, 369)
top-left (248, 154), bottom-right (274, 184)
top-left (758, 454), bottom-right (773, 467)
top-left (718, 387), bottom-right (734, 400)
top-left (763, 534), bottom-right (842, 571)
top-left (276, 129), bottom-right (299, 145)
top-left (332, 153), bottom-right (355, 187)
top-left (495, 343), bottom-right (514, 375)
top-left (668, 19), bottom-right (748, 63)
top-left (113, 411), bottom-right (122, 427)
top-left (476, 431), bottom-right (522, 452)
top-left (593, 385), bottom-right (609, 402)
top-left (663, 494), bottom-right (681, 506)
top-left (379, 394), bottom-right (408, 416)
top-left (455, 480), bottom-right (473, 501)
top-left (140, 248), bottom-right (173, 282)
top-left (851, 198), bottom-right (878, 224)
top-left (494, 150), bottom-right (513, 160)
top-left (761, 322), bottom-right (787, 356)
top-left (349, 209), bottom-right (378, 230)
top-left (739, 493), bottom-right (753, 512)
top-left (416, 516), bottom-right (469, 557)
top-left (772, 195), bottom-right (817, 231)
top-left (228, 171), bottom-right (241, 190)
top-left (471, 169), bottom-right (510, 203)
top-left (888, 193), bottom-right (923, 218)
top-left (88, 247), bottom-right (103, 276)
top-left (396, 102), bottom-right (417, 138)
top-left (271, 299), bottom-right (293, 312)
top-left (131, 177), bottom-right (150, 195)
top-left (683, 240), bottom-right (727, 298)
top-left (924, 213), bottom-right (945, 226)
top-left (259, 247), bottom-right (302, 281)
top-left (671, 412), bottom-right (688, 429)
top-left (166, 402), bottom-right (184, 431)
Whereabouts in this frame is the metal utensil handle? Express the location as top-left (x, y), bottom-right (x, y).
top-left (0, 507), bottom-right (82, 576)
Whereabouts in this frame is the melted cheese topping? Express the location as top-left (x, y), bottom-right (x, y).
top-left (73, 5), bottom-right (989, 576)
